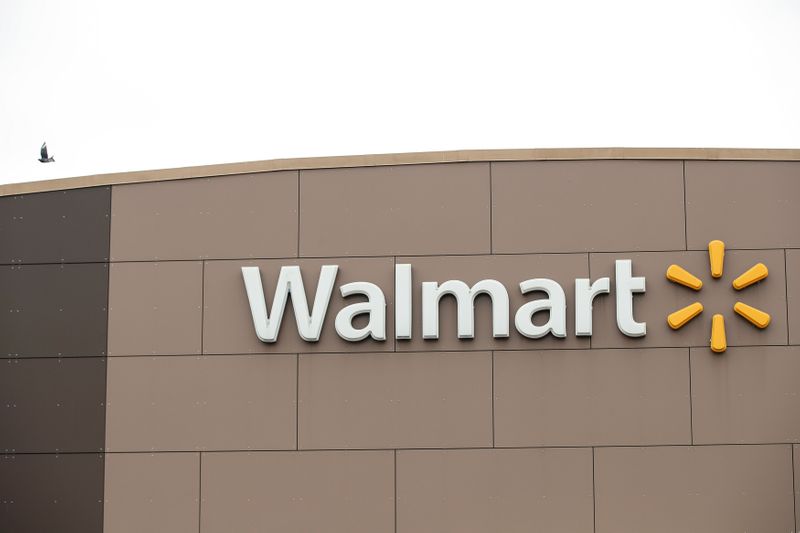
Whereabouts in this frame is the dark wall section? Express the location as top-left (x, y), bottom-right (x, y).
top-left (0, 187), bottom-right (111, 264)
top-left (0, 187), bottom-right (109, 532)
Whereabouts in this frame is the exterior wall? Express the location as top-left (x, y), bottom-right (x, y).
top-left (1, 155), bottom-right (799, 532)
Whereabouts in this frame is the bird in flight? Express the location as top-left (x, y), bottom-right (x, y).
top-left (38, 142), bottom-right (55, 163)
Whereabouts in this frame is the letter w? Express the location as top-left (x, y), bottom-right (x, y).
top-left (241, 265), bottom-right (338, 342)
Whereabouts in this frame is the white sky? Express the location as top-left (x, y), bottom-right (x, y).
top-left (1, 0), bottom-right (798, 186)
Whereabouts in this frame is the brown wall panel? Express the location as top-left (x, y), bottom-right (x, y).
top-left (203, 257), bottom-right (394, 354)
top-left (594, 445), bottom-right (795, 533)
top-left (494, 348), bottom-right (690, 447)
top-left (492, 160), bottom-right (685, 253)
top-left (0, 187), bottom-right (111, 264)
top-left (397, 448), bottom-right (593, 533)
top-left (686, 161), bottom-right (800, 249)
top-left (0, 453), bottom-right (103, 533)
top-left (298, 351), bottom-right (491, 449)
top-left (691, 346), bottom-right (800, 444)
top-left (0, 263), bottom-right (108, 358)
top-left (590, 249), bottom-right (787, 348)
top-left (201, 450), bottom-right (394, 533)
top-left (396, 253), bottom-right (590, 351)
top-left (110, 172), bottom-right (298, 261)
top-left (299, 163), bottom-right (490, 257)
top-left (0, 357), bottom-right (105, 453)
top-left (105, 355), bottom-right (296, 452)
top-left (787, 249), bottom-right (800, 345)
top-left (104, 452), bottom-right (199, 533)
top-left (108, 261), bottom-right (202, 356)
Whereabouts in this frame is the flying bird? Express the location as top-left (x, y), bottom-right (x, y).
top-left (38, 142), bottom-right (54, 163)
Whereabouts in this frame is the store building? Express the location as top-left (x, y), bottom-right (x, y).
top-left (1, 148), bottom-right (799, 532)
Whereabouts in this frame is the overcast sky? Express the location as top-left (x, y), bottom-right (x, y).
top-left (1, 0), bottom-right (798, 186)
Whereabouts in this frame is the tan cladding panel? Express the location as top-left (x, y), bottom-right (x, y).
top-left (795, 445), bottom-right (800, 528)
top-left (300, 163), bottom-right (490, 257)
top-left (590, 249), bottom-right (787, 348)
top-left (105, 355), bottom-right (296, 452)
top-left (203, 256), bottom-right (394, 354)
top-left (594, 445), bottom-right (795, 533)
top-left (396, 253), bottom-right (589, 351)
top-left (298, 352), bottom-right (492, 449)
top-left (397, 448), bottom-right (593, 533)
top-left (201, 451), bottom-right (394, 533)
top-left (492, 160), bottom-right (685, 253)
top-left (110, 171), bottom-right (298, 261)
top-left (104, 453), bottom-right (199, 533)
top-left (108, 261), bottom-right (203, 356)
top-left (691, 346), bottom-right (800, 444)
top-left (494, 348), bottom-right (690, 447)
top-left (686, 161), bottom-right (800, 249)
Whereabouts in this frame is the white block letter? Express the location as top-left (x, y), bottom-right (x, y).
top-left (335, 282), bottom-right (386, 341)
top-left (615, 259), bottom-right (646, 337)
top-left (395, 264), bottom-right (412, 339)
top-left (514, 279), bottom-right (566, 339)
top-left (575, 277), bottom-right (610, 336)
top-left (241, 265), bottom-right (338, 342)
top-left (422, 279), bottom-right (509, 339)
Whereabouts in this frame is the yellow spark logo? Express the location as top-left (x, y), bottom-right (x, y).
top-left (666, 240), bottom-right (770, 353)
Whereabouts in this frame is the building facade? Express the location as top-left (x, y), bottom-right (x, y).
top-left (1, 148), bottom-right (799, 532)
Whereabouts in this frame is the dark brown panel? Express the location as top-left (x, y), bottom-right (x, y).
top-left (0, 187), bottom-right (111, 264)
top-left (0, 453), bottom-right (103, 533)
top-left (0, 264), bottom-right (108, 357)
top-left (0, 357), bottom-right (105, 453)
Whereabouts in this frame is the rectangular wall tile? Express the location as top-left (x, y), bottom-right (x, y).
top-left (794, 445), bottom-right (799, 529)
top-left (691, 346), bottom-right (800, 444)
top-left (397, 448), bottom-right (593, 533)
top-left (0, 186), bottom-right (111, 264)
top-left (299, 352), bottom-right (491, 449)
top-left (110, 172), bottom-right (298, 261)
top-left (787, 249), bottom-right (800, 345)
top-left (492, 160), bottom-right (684, 253)
top-left (0, 453), bottom-right (103, 533)
top-left (203, 257), bottom-right (394, 354)
top-left (0, 357), bottom-right (105, 453)
top-left (494, 348), bottom-right (690, 447)
top-left (590, 249), bottom-right (787, 348)
top-left (686, 161), bottom-right (800, 249)
top-left (108, 261), bottom-right (202, 356)
top-left (201, 450), bottom-right (393, 533)
top-left (396, 253), bottom-right (589, 351)
top-left (0, 264), bottom-right (108, 357)
top-left (300, 163), bottom-right (490, 256)
top-left (595, 445), bottom-right (795, 533)
top-left (105, 355), bottom-right (295, 452)
top-left (104, 452), bottom-right (199, 533)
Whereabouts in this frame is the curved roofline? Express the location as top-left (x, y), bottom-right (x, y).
top-left (2, 147), bottom-right (799, 196)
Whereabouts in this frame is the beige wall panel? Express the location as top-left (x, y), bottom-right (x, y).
top-left (691, 346), bottom-right (800, 444)
top-left (494, 348), bottom-right (690, 447)
top-left (108, 261), bottom-right (203, 356)
top-left (299, 163), bottom-right (490, 257)
top-left (105, 355), bottom-right (296, 451)
top-left (686, 161), bottom-right (800, 249)
top-left (794, 445), bottom-right (799, 529)
top-left (201, 450), bottom-right (393, 533)
top-left (104, 452), bottom-right (198, 533)
top-left (595, 445), bottom-right (795, 533)
top-left (396, 253), bottom-right (589, 351)
top-left (203, 257), bottom-right (394, 354)
top-left (787, 250), bottom-right (800, 345)
top-left (110, 172), bottom-right (298, 261)
top-left (298, 352), bottom-right (491, 449)
top-left (590, 249), bottom-right (787, 348)
top-left (492, 160), bottom-right (685, 253)
top-left (397, 448), bottom-right (593, 533)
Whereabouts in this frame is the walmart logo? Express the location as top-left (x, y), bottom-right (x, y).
top-left (666, 239), bottom-right (770, 353)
